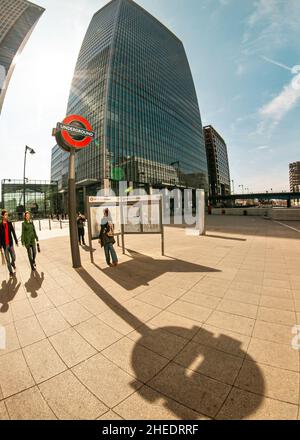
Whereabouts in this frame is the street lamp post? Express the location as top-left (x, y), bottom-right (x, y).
top-left (23, 146), bottom-right (35, 213)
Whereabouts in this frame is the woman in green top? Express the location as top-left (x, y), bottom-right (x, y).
top-left (21, 211), bottom-right (39, 271)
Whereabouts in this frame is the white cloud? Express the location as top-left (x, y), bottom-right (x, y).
top-left (259, 73), bottom-right (300, 122)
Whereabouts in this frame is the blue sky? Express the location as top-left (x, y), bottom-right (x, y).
top-left (0, 0), bottom-right (299, 192)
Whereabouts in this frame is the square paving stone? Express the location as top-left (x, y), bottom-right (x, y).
top-left (252, 321), bottom-right (295, 345)
top-left (257, 307), bottom-right (297, 327)
top-left (0, 350), bottom-right (34, 398)
top-left (102, 337), bottom-right (169, 382)
top-left (75, 317), bottom-right (123, 351)
top-left (97, 308), bottom-right (144, 335)
top-left (259, 296), bottom-right (295, 312)
top-left (45, 288), bottom-right (74, 307)
top-left (229, 282), bottom-right (262, 295)
top-left (224, 289), bottom-right (260, 306)
top-left (134, 290), bottom-right (175, 309)
top-left (58, 301), bottom-right (93, 326)
top-left (174, 341), bottom-right (243, 385)
top-left (11, 299), bottom-right (34, 322)
top-left (206, 311), bottom-right (255, 336)
top-left (28, 294), bottom-right (54, 314)
top-left (180, 291), bottom-right (221, 309)
top-left (15, 315), bottom-right (46, 347)
top-left (23, 339), bottom-right (67, 383)
top-left (127, 325), bottom-right (188, 360)
top-left (148, 285), bottom-right (187, 300)
top-left (235, 360), bottom-right (299, 404)
top-left (121, 299), bottom-right (161, 322)
top-left (39, 370), bottom-right (107, 419)
top-left (216, 387), bottom-right (298, 420)
top-left (77, 295), bottom-right (109, 316)
top-left (49, 328), bottom-right (97, 368)
top-left (5, 386), bottom-right (56, 420)
top-left (167, 301), bottom-right (212, 323)
top-left (261, 286), bottom-right (294, 299)
top-left (193, 324), bottom-right (250, 358)
top-left (148, 362), bottom-right (231, 418)
top-left (36, 308), bottom-right (70, 337)
top-left (114, 385), bottom-right (209, 420)
top-left (72, 353), bottom-right (142, 407)
top-left (246, 338), bottom-right (299, 372)
top-left (148, 311), bottom-right (201, 340)
top-left (217, 299), bottom-right (257, 319)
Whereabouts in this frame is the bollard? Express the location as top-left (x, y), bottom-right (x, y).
top-left (60, 220), bottom-right (62, 229)
top-left (49, 218), bottom-right (51, 230)
top-left (39, 220), bottom-right (41, 231)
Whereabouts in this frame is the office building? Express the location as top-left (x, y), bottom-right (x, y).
top-left (0, 0), bottom-right (45, 113)
top-left (203, 125), bottom-right (231, 200)
top-left (51, 0), bottom-right (208, 211)
top-left (289, 162), bottom-right (300, 192)
top-left (1, 179), bottom-right (58, 219)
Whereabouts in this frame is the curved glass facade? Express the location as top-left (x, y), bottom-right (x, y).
top-left (52, 0), bottom-right (208, 193)
top-left (0, 0), bottom-right (45, 114)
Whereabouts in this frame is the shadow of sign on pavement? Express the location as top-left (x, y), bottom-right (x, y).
top-left (76, 266), bottom-right (265, 420)
top-left (98, 249), bottom-right (222, 291)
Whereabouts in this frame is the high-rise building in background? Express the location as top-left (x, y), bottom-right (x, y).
top-left (203, 125), bottom-right (231, 200)
top-left (51, 0), bottom-right (208, 211)
top-left (0, 0), bottom-right (45, 114)
top-left (289, 161), bottom-right (300, 192)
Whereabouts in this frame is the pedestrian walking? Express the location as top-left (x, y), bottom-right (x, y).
top-left (21, 211), bottom-right (39, 271)
top-left (0, 210), bottom-right (18, 277)
top-left (77, 212), bottom-right (86, 245)
top-left (99, 208), bottom-right (118, 267)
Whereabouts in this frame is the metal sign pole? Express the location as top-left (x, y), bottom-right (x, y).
top-left (52, 114), bottom-right (95, 270)
top-left (68, 148), bottom-right (81, 268)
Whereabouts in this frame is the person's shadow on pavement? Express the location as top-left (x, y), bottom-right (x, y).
top-left (24, 271), bottom-right (45, 298)
top-left (0, 277), bottom-right (21, 313)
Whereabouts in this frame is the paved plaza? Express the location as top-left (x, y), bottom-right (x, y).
top-left (0, 216), bottom-right (300, 420)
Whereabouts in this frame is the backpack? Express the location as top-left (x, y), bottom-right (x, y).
top-left (106, 221), bottom-right (114, 237)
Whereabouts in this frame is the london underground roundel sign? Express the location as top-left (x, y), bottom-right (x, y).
top-left (54, 114), bottom-right (95, 152)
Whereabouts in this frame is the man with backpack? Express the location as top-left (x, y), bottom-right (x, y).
top-left (99, 208), bottom-right (118, 267)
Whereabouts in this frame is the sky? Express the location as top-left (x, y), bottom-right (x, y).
top-left (0, 0), bottom-right (299, 193)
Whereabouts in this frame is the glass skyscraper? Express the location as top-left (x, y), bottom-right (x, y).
top-left (203, 125), bottom-right (231, 200)
top-left (0, 0), bottom-right (45, 114)
top-left (51, 0), bottom-right (208, 204)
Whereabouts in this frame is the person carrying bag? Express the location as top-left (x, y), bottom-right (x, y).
top-left (99, 208), bottom-right (118, 267)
